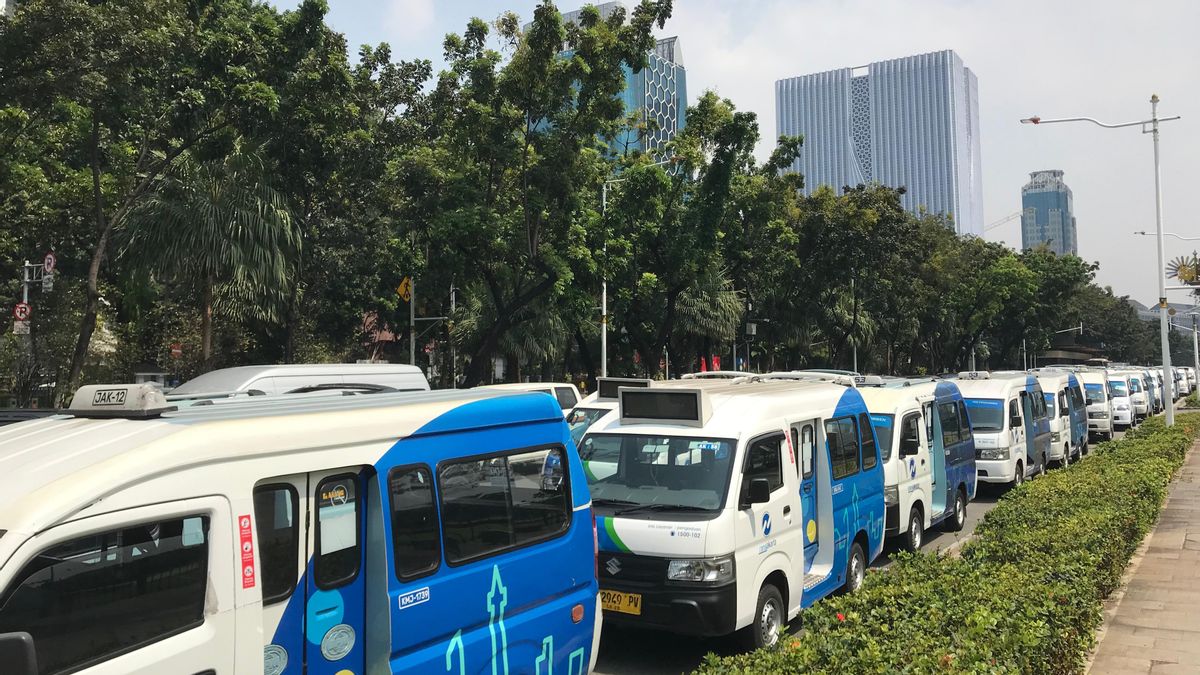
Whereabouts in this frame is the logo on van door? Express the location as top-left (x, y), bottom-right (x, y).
top-left (762, 512), bottom-right (772, 536)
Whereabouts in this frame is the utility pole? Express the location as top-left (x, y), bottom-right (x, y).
top-left (409, 277), bottom-right (416, 366)
top-left (449, 283), bottom-right (457, 387)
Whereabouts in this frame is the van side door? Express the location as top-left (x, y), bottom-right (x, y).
top-left (0, 498), bottom-right (235, 675)
top-left (737, 433), bottom-right (801, 587)
top-left (255, 468), bottom-right (369, 675)
top-left (792, 422), bottom-right (820, 571)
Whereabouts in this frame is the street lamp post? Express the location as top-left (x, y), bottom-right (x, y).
top-left (1021, 96), bottom-right (1181, 425)
top-left (600, 157), bottom-right (679, 378)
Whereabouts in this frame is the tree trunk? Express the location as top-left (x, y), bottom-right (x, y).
top-left (67, 112), bottom-right (110, 395)
top-left (202, 275), bottom-right (214, 365)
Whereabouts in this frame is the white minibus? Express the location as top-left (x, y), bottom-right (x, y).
top-left (168, 363), bottom-right (430, 400)
top-left (0, 384), bottom-right (601, 675)
top-left (954, 372), bottom-right (1051, 487)
top-left (1078, 369), bottom-right (1115, 441)
top-left (1032, 371), bottom-right (1087, 466)
top-left (859, 380), bottom-right (977, 552)
top-left (581, 378), bottom-right (885, 650)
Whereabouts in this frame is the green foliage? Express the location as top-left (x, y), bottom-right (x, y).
top-left (698, 416), bottom-right (1200, 674)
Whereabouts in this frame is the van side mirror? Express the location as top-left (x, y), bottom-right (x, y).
top-left (899, 434), bottom-right (920, 457)
top-left (0, 632), bottom-right (37, 675)
top-left (1010, 414), bottom-right (1023, 429)
top-left (742, 478), bottom-right (771, 508)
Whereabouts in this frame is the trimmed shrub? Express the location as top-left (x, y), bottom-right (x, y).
top-left (698, 415), bottom-right (1199, 674)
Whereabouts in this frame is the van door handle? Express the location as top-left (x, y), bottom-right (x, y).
top-left (783, 506), bottom-right (792, 516)
top-left (802, 484), bottom-right (812, 494)
top-left (920, 459), bottom-right (926, 465)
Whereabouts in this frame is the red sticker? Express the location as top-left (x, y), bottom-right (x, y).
top-left (238, 514), bottom-right (256, 589)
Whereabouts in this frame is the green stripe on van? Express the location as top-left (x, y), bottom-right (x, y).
top-left (604, 516), bottom-right (631, 552)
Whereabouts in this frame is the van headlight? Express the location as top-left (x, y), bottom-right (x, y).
top-left (980, 447), bottom-right (1009, 460)
top-left (1051, 431), bottom-right (1062, 443)
top-left (884, 485), bottom-right (899, 506)
top-left (667, 555), bottom-right (735, 584)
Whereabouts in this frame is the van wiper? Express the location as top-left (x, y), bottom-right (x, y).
top-left (614, 503), bottom-right (711, 516)
top-left (593, 498), bottom-right (640, 508)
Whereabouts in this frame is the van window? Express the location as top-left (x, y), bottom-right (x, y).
top-left (743, 434), bottom-right (784, 495)
top-left (870, 414), bottom-right (895, 462)
top-left (1009, 399), bottom-right (1021, 427)
top-left (938, 402), bottom-right (961, 446)
top-left (858, 413), bottom-right (878, 469)
top-left (439, 447), bottom-right (571, 565)
top-left (253, 485), bottom-right (299, 604)
top-left (1033, 393), bottom-right (1048, 420)
top-left (0, 516), bottom-right (209, 674)
top-left (801, 425), bottom-right (815, 478)
top-left (825, 417), bottom-right (860, 480)
top-left (956, 402), bottom-right (971, 441)
top-left (315, 475), bottom-right (360, 589)
top-left (1058, 390), bottom-right (1070, 417)
top-left (388, 465), bottom-right (441, 581)
top-left (554, 387), bottom-right (578, 410)
top-left (1085, 383), bottom-right (1106, 404)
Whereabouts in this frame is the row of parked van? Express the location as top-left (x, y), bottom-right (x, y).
top-left (0, 362), bottom-right (1189, 674)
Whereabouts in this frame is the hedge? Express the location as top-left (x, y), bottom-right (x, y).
top-left (698, 414), bottom-right (1200, 674)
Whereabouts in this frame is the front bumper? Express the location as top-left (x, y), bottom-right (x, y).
top-left (599, 580), bottom-right (738, 636)
top-left (885, 503), bottom-right (900, 536)
top-left (976, 458), bottom-right (1017, 484)
top-left (1088, 417), bottom-right (1112, 433)
top-left (1113, 409), bottom-right (1133, 425)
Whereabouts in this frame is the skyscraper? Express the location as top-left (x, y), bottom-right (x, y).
top-left (1021, 170), bottom-right (1077, 255)
top-left (529, 2), bottom-right (687, 156)
top-left (775, 50), bottom-right (984, 235)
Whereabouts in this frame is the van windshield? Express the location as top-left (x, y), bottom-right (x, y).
top-left (566, 407), bottom-right (608, 446)
top-left (1129, 379), bottom-right (1143, 393)
top-left (1110, 381), bottom-right (1129, 397)
top-left (963, 398), bottom-right (1005, 432)
top-left (580, 434), bottom-right (735, 512)
top-left (1084, 383), bottom-right (1106, 404)
top-left (869, 414), bottom-right (895, 462)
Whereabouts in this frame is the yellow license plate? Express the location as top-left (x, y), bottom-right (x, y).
top-left (600, 589), bottom-right (642, 615)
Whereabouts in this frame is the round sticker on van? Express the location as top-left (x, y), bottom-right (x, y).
top-left (264, 645), bottom-right (288, 675)
top-left (806, 519), bottom-right (817, 543)
top-left (322, 624), bottom-right (356, 661)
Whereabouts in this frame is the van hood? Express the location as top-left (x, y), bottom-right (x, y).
top-left (596, 515), bottom-right (710, 557)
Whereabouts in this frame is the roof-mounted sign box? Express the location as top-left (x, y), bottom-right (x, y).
top-left (68, 384), bottom-right (177, 419)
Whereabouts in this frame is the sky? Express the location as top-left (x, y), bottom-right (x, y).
top-left (285, 0), bottom-right (1200, 306)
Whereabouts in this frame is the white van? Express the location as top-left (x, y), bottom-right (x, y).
top-left (168, 363), bottom-right (430, 400)
top-left (567, 378), bottom-right (653, 448)
top-left (475, 382), bottom-right (582, 412)
top-left (582, 378), bottom-right (885, 650)
top-left (0, 384), bottom-right (602, 675)
top-left (1118, 371), bottom-right (1150, 421)
top-left (1108, 373), bottom-right (1136, 428)
top-left (858, 380), bottom-right (977, 552)
top-left (954, 372), bottom-right (1051, 487)
top-left (1032, 371), bottom-right (1085, 467)
top-left (1078, 369), bottom-right (1115, 441)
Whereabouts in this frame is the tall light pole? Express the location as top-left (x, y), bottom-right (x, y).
top-left (600, 156), bottom-right (679, 378)
top-left (1021, 95), bottom-right (1181, 425)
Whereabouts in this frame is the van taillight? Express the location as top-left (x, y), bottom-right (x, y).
top-left (593, 512), bottom-right (599, 579)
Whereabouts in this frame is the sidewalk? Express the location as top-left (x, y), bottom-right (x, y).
top-left (1090, 437), bottom-right (1200, 674)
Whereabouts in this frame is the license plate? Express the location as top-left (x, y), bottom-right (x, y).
top-left (600, 589), bottom-right (642, 615)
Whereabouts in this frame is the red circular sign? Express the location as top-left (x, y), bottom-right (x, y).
top-left (13, 302), bottom-right (31, 321)
top-left (170, 343), bottom-right (183, 358)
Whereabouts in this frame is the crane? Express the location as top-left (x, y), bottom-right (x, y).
top-left (985, 210), bottom-right (1022, 232)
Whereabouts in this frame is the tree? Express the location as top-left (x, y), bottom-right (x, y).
top-left (122, 139), bottom-right (299, 363)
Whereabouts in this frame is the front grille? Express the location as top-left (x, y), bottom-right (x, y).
top-left (599, 551), bottom-right (668, 588)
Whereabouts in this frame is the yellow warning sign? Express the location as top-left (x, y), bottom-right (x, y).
top-left (397, 277), bottom-right (412, 302)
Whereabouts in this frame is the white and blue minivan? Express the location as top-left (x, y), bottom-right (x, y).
top-left (580, 377), bottom-right (885, 650)
top-left (859, 379), bottom-right (977, 552)
top-left (0, 384), bottom-right (601, 675)
top-left (954, 372), bottom-right (1052, 488)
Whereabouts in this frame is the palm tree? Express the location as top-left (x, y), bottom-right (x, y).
top-left (123, 139), bottom-right (299, 363)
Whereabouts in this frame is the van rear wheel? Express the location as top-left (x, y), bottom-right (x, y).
top-left (943, 489), bottom-right (967, 532)
top-left (845, 542), bottom-right (867, 593)
top-left (739, 583), bottom-right (783, 651)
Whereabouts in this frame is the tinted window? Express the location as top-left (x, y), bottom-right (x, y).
top-left (567, 407), bottom-right (607, 447)
top-left (389, 465), bottom-right (440, 580)
top-left (1009, 399), bottom-right (1022, 427)
top-left (439, 447), bottom-right (571, 565)
top-left (825, 417), bottom-right (860, 480)
top-left (957, 402), bottom-right (971, 442)
top-left (0, 516), bottom-right (209, 674)
top-left (254, 485), bottom-right (298, 605)
top-left (858, 413), bottom-right (878, 469)
top-left (801, 425), bottom-right (815, 479)
top-left (939, 402), bottom-right (961, 446)
top-left (743, 434), bottom-right (784, 495)
top-left (554, 387), bottom-right (578, 409)
top-left (870, 414), bottom-right (895, 462)
top-left (315, 475), bottom-right (360, 589)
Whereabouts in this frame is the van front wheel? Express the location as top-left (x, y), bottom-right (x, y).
top-left (901, 507), bottom-right (923, 552)
top-left (845, 542), bottom-right (867, 593)
top-left (739, 583), bottom-right (783, 651)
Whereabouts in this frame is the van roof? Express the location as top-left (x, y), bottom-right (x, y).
top-left (953, 374), bottom-right (1037, 398)
top-left (858, 380), bottom-right (960, 412)
top-left (475, 382), bottom-right (575, 392)
top-left (169, 363), bottom-right (426, 394)
top-left (592, 379), bottom-right (858, 438)
top-left (0, 388), bottom-right (561, 537)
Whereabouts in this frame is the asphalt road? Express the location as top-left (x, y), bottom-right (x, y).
top-left (593, 429), bottom-right (1129, 675)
